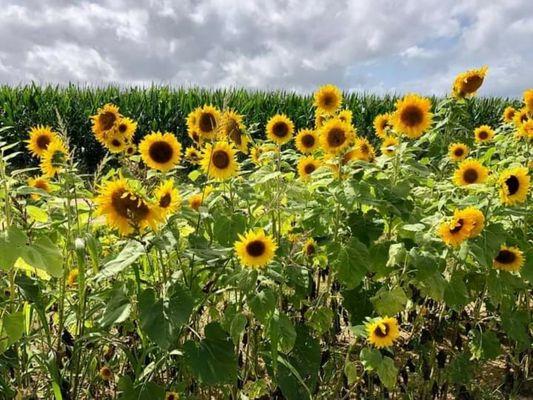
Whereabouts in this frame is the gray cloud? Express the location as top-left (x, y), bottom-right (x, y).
top-left (0, 0), bottom-right (531, 96)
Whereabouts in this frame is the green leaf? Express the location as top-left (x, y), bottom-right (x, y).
top-left (100, 288), bottom-right (131, 327)
top-left (371, 286), bottom-right (408, 316)
top-left (213, 213), bottom-right (247, 246)
top-left (230, 314), bottom-right (247, 346)
top-left (183, 322), bottom-right (237, 386)
top-left (376, 356), bottom-right (398, 390)
top-left (342, 285), bottom-right (374, 326)
top-left (305, 307), bottom-right (333, 336)
top-left (138, 289), bottom-right (172, 349)
top-left (167, 282), bottom-right (194, 328)
top-left (0, 226), bottom-right (27, 271)
top-left (444, 273), bottom-right (469, 310)
top-left (98, 241), bottom-right (144, 279)
top-left (249, 288), bottom-right (276, 324)
top-left (360, 347), bottom-right (382, 371)
top-left (26, 205), bottom-right (48, 222)
top-left (387, 243), bottom-right (406, 267)
top-left (344, 362), bottom-right (358, 386)
top-left (23, 236), bottom-right (63, 278)
top-left (469, 330), bottom-right (501, 361)
top-left (0, 311), bottom-right (25, 353)
top-left (330, 237), bottom-right (368, 289)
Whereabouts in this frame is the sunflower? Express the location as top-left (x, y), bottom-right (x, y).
top-left (315, 110), bottom-right (328, 129)
top-left (187, 128), bottom-right (203, 146)
top-left (139, 132), bottom-right (182, 171)
top-left (366, 317), bottom-right (400, 349)
top-left (352, 137), bottom-right (376, 162)
top-left (448, 143), bottom-right (469, 162)
top-left (201, 141), bottom-right (239, 180)
top-left (297, 156), bottom-right (321, 181)
top-left (437, 214), bottom-right (474, 247)
top-left (319, 118), bottom-right (352, 155)
top-left (165, 392), bottom-right (179, 400)
top-left (234, 229), bottom-right (277, 269)
top-left (186, 108), bottom-right (200, 131)
top-left (99, 366), bottom-right (113, 381)
top-left (67, 268), bottom-right (79, 287)
top-left (453, 159), bottom-right (488, 186)
top-left (503, 107), bottom-right (516, 123)
top-left (295, 129), bottom-right (319, 154)
top-left (27, 176), bottom-right (51, 200)
top-left (196, 105), bottom-right (221, 140)
top-left (455, 207), bottom-right (484, 238)
top-left (338, 109), bottom-right (353, 124)
top-left (95, 177), bottom-right (161, 236)
top-left (499, 167), bottom-right (530, 205)
top-left (250, 144), bottom-right (278, 166)
top-left (523, 89), bottom-right (533, 114)
top-left (518, 119), bottom-right (533, 140)
top-left (380, 136), bottom-right (399, 157)
top-left (266, 114), bottom-right (294, 145)
top-left (513, 108), bottom-right (530, 128)
top-left (154, 179), bottom-right (181, 217)
top-left (105, 131), bottom-right (127, 154)
top-left (314, 84), bottom-right (342, 114)
top-left (27, 126), bottom-right (59, 158)
top-left (493, 245), bottom-right (524, 272)
top-left (91, 104), bottom-right (121, 144)
top-left (185, 147), bottom-right (201, 164)
top-left (125, 144), bottom-right (137, 156)
top-left (303, 238), bottom-right (317, 257)
top-left (115, 117), bottom-right (137, 142)
top-left (474, 125), bottom-right (495, 143)
top-left (392, 94), bottom-right (433, 139)
top-left (452, 66), bottom-right (488, 98)
top-left (219, 110), bottom-right (249, 153)
top-left (188, 185), bottom-right (213, 211)
top-left (40, 140), bottom-right (69, 177)
top-left (373, 113), bottom-right (393, 139)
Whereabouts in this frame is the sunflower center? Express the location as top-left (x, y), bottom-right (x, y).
top-left (454, 148), bottom-right (464, 157)
top-left (228, 121), bottom-right (243, 145)
top-left (199, 112), bottom-right (216, 133)
top-left (360, 143), bottom-right (369, 154)
top-left (478, 130), bottom-right (488, 140)
top-left (327, 128), bottom-right (346, 147)
top-left (272, 122), bottom-right (289, 138)
top-left (463, 75), bottom-right (483, 94)
top-left (375, 323), bottom-right (389, 338)
top-left (111, 189), bottom-right (150, 222)
top-left (192, 132), bottom-right (200, 143)
top-left (305, 243), bottom-right (315, 256)
top-left (304, 163), bottom-right (316, 174)
top-left (520, 114), bottom-right (529, 123)
top-left (99, 112), bottom-right (117, 131)
top-left (401, 105), bottom-right (423, 127)
top-left (36, 134), bottom-right (51, 150)
top-left (167, 395), bottom-right (176, 400)
top-left (321, 94), bottom-right (334, 107)
top-left (380, 119), bottom-right (389, 130)
top-left (159, 193), bottom-right (172, 208)
top-left (495, 249), bottom-right (516, 264)
top-left (149, 141), bottom-right (174, 164)
top-left (34, 180), bottom-right (47, 190)
top-left (111, 139), bottom-right (121, 147)
top-left (450, 219), bottom-right (464, 234)
top-left (212, 150), bottom-right (230, 169)
top-left (505, 175), bottom-right (520, 195)
top-left (127, 146), bottom-right (135, 155)
top-left (118, 123), bottom-right (127, 133)
top-left (463, 168), bottom-right (479, 184)
top-left (301, 134), bottom-right (315, 148)
top-left (246, 240), bottom-right (266, 257)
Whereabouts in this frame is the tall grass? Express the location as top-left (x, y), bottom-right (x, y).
top-left (0, 84), bottom-right (519, 171)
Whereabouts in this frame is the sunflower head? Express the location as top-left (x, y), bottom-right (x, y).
top-left (154, 179), bottom-right (181, 217)
top-left (366, 317), bottom-right (400, 348)
top-left (499, 167), bottom-right (530, 205)
top-left (352, 137), bottom-right (375, 162)
top-left (437, 213), bottom-right (474, 247)
top-left (295, 129), bottom-right (319, 154)
top-left (452, 66), bottom-right (488, 99)
top-left (40, 139), bottom-right (69, 177)
top-left (27, 176), bottom-right (51, 200)
top-left (266, 114), bottom-right (294, 145)
top-left (392, 94), bottom-right (433, 139)
top-left (493, 245), bottom-right (524, 272)
top-left (250, 144), bottom-right (278, 166)
top-left (448, 143), bottom-right (469, 162)
top-left (26, 126), bottom-right (58, 158)
top-left (115, 117), bottom-right (137, 142)
top-left (319, 118), bottom-right (353, 155)
top-left (381, 136), bottom-right (399, 157)
top-left (234, 229), bottom-right (277, 269)
top-left (303, 238), bottom-right (317, 257)
top-left (105, 131), bottom-right (128, 154)
top-left (219, 110), bottom-right (249, 152)
top-left (185, 147), bottom-right (201, 164)
top-left (518, 119), bottom-right (533, 140)
top-left (139, 132), bottom-right (182, 171)
top-left (99, 366), bottom-right (113, 381)
top-left (200, 141), bottom-right (239, 180)
top-left (67, 268), bottom-right (79, 287)
top-left (314, 84), bottom-right (342, 114)
top-left (503, 106), bottom-right (516, 123)
top-left (91, 104), bottom-right (122, 143)
top-left (188, 186), bottom-right (213, 211)
top-left (523, 89), bottom-right (533, 114)
top-left (513, 108), bottom-right (530, 128)
top-left (297, 156), bottom-right (321, 181)
top-left (474, 125), bottom-right (495, 143)
top-left (165, 392), bottom-right (179, 400)
top-left (186, 108), bottom-right (200, 131)
top-left (196, 105), bottom-right (221, 139)
top-left (314, 110), bottom-right (329, 129)
top-left (453, 159), bottom-right (489, 186)
top-left (337, 109), bottom-right (353, 124)
top-left (373, 113), bottom-right (393, 139)
top-left (125, 144), bottom-right (137, 157)
top-left (455, 207), bottom-right (485, 238)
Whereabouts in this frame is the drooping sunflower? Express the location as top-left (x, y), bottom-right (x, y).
top-left (139, 132), bottom-right (182, 171)
top-left (154, 179), bottom-right (181, 217)
top-left (115, 117), bottom-right (137, 142)
top-left (185, 146), bottom-right (202, 164)
top-left (40, 140), bottom-right (69, 177)
top-left (319, 118), bottom-right (352, 155)
top-left (523, 89), bottom-right (533, 114)
top-left (234, 229), bottom-right (277, 269)
top-left (91, 104), bottom-right (122, 144)
top-left (337, 109), bottom-right (353, 124)
top-left (27, 126), bottom-right (59, 158)
top-left (380, 136), bottom-right (399, 157)
top-left (474, 125), bottom-right (495, 143)
top-left (366, 317), bottom-right (400, 349)
top-left (314, 84), bottom-right (342, 114)
top-left (187, 127), bottom-right (203, 146)
top-left (95, 177), bottom-right (161, 236)
top-left (373, 113), bottom-right (393, 139)
top-left (201, 141), bottom-right (239, 180)
top-left (392, 94), bottom-right (433, 139)
top-left (498, 167), bottom-right (530, 205)
top-left (302, 238), bottom-right (317, 257)
top-left (352, 137), bottom-right (376, 162)
top-left (437, 214), bottom-right (475, 247)
top-left (219, 110), bottom-right (249, 153)
top-left (266, 114), bottom-right (294, 145)
top-left (493, 245), bottom-right (524, 272)
top-left (188, 185), bottom-right (213, 211)
top-left (452, 66), bottom-right (488, 99)
top-left (27, 176), bottom-right (51, 200)
top-left (453, 159), bottom-right (489, 186)
top-left (196, 105), bottom-right (221, 140)
top-left (448, 143), bottom-right (469, 162)
top-left (295, 129), bottom-right (319, 154)
top-left (297, 156), bottom-right (321, 181)
top-left (455, 207), bottom-right (485, 238)
top-left (503, 106), bottom-right (516, 123)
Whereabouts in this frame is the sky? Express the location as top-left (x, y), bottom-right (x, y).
top-left (0, 0), bottom-right (531, 97)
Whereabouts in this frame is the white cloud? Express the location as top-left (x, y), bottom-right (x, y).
top-left (0, 0), bottom-right (531, 96)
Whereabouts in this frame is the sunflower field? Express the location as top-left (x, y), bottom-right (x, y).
top-left (0, 67), bottom-right (531, 399)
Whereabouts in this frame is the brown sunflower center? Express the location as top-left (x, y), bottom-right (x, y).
top-left (159, 193), bottom-right (172, 208)
top-left (246, 240), bottom-right (266, 257)
top-left (111, 189), bottom-right (150, 222)
top-left (380, 119), bottom-right (389, 130)
top-left (321, 94), bottom-right (334, 107)
top-left (304, 163), bottom-right (316, 174)
top-left (272, 122), bottom-right (289, 138)
top-left (305, 243), bottom-right (315, 256)
top-left (34, 180), bottom-right (47, 190)
top-left (99, 112), bottom-right (117, 131)
top-left (327, 128), bottom-right (346, 147)
top-left (520, 114), bottom-right (529, 123)
top-left (167, 395), bottom-right (177, 400)
top-left (301, 134), bottom-right (315, 148)
top-left (505, 175), bottom-right (520, 195)
top-left (450, 219), bottom-right (464, 234)
top-left (375, 323), bottom-right (390, 338)
top-left (149, 141), bottom-right (174, 164)
top-left (478, 130), bottom-right (488, 140)
top-left (111, 139), bottom-right (121, 147)
top-left (495, 249), bottom-right (516, 264)
top-left (506, 110), bottom-right (515, 119)
top-left (401, 105), bottom-right (423, 127)
top-left (360, 143), bottom-right (369, 154)
top-left (118, 123), bottom-right (127, 133)
top-left (127, 146), bottom-right (135, 155)
top-left (463, 168), bottom-right (479, 184)
top-left (212, 150), bottom-right (230, 169)
top-left (199, 112), bottom-right (216, 133)
top-left (228, 120), bottom-right (242, 145)
top-left (454, 148), bottom-right (464, 157)
top-left (36, 134), bottom-right (51, 150)
top-left (463, 75), bottom-right (483, 94)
